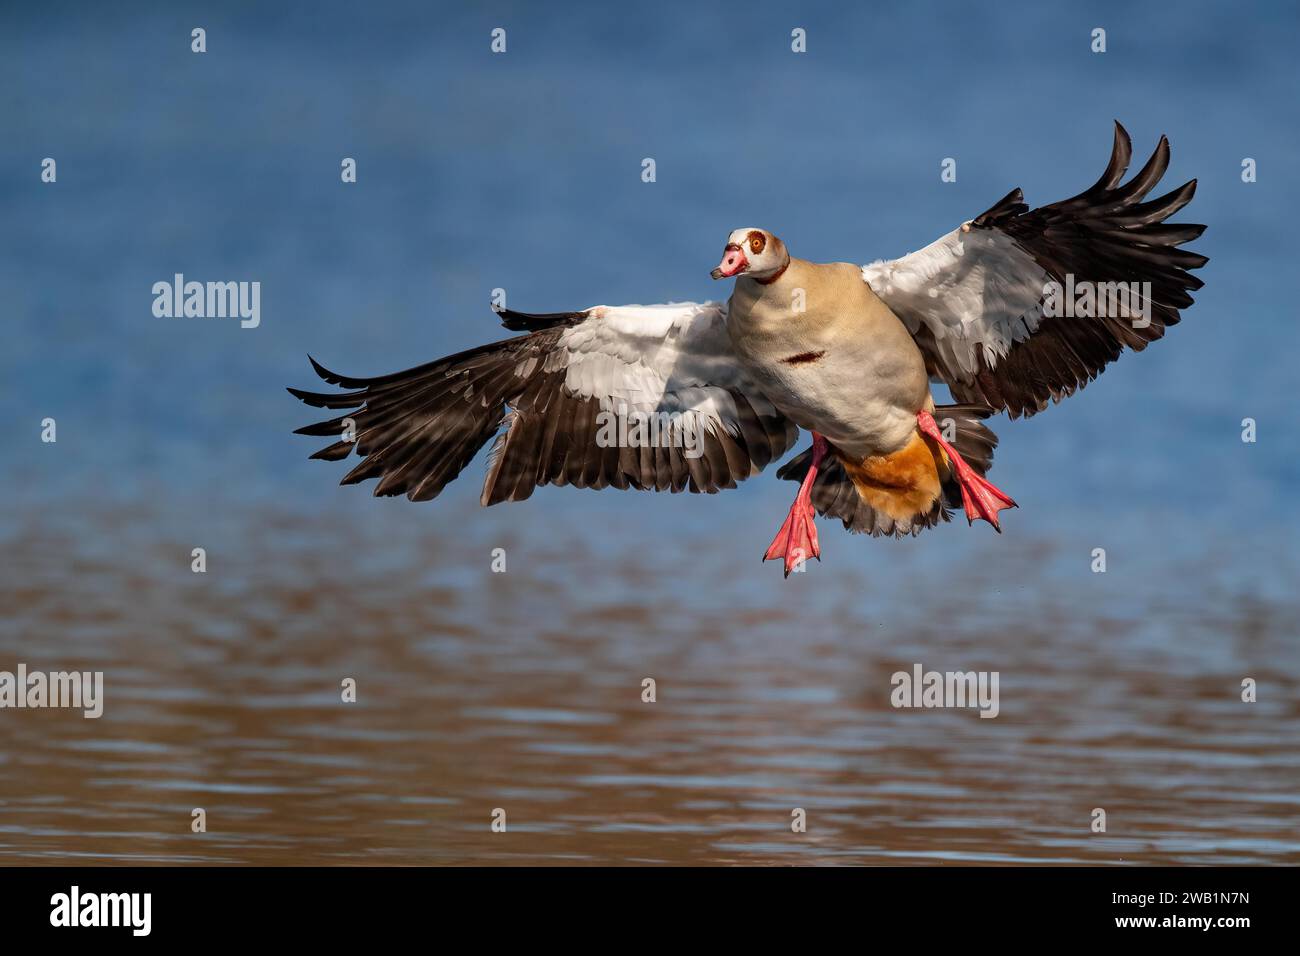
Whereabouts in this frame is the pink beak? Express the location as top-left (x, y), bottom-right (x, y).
top-left (711, 244), bottom-right (748, 279)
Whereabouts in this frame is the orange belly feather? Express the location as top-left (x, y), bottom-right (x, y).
top-left (836, 431), bottom-right (951, 522)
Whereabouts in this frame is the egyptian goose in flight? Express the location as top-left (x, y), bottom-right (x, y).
top-left (290, 123), bottom-right (1206, 575)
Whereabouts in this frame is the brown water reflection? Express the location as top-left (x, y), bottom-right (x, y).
top-left (1, 500), bottom-right (1296, 865)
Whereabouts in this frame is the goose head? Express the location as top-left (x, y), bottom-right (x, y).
top-left (711, 227), bottom-right (790, 282)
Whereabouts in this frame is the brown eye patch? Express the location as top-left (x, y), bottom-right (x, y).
top-left (747, 231), bottom-right (766, 255)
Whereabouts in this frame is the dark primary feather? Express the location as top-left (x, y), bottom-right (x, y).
top-left (493, 308), bottom-right (588, 333)
top-left (951, 121), bottom-right (1208, 418)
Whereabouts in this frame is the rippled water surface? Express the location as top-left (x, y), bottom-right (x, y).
top-left (2, 499), bottom-right (1296, 865)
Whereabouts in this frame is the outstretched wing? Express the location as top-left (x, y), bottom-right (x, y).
top-left (863, 122), bottom-right (1208, 418)
top-left (288, 302), bottom-right (798, 505)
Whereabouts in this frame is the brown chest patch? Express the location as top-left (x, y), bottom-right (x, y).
top-left (781, 349), bottom-right (826, 366)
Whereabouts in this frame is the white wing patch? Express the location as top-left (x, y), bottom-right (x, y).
top-left (555, 301), bottom-right (787, 447)
top-left (862, 226), bottom-right (1049, 377)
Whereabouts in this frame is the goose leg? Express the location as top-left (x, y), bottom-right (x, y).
top-left (763, 433), bottom-right (828, 576)
top-left (916, 409), bottom-right (1017, 531)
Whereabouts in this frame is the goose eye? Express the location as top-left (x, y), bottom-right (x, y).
top-left (749, 234), bottom-right (765, 254)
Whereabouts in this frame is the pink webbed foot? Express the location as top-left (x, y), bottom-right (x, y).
top-left (953, 466), bottom-right (1017, 529)
top-left (916, 409), bottom-right (1017, 531)
top-left (763, 434), bottom-right (828, 576)
top-left (764, 496), bottom-right (820, 577)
